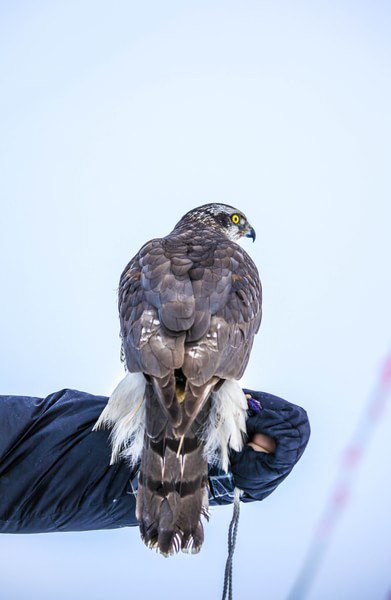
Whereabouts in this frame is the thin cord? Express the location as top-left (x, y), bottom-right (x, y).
top-left (222, 487), bottom-right (241, 600)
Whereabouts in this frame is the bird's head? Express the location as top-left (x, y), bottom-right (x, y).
top-left (174, 203), bottom-right (256, 242)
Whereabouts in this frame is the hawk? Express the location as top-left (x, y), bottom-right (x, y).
top-left (94, 203), bottom-right (262, 555)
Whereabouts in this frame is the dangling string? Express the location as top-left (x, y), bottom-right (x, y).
top-left (222, 487), bottom-right (241, 600)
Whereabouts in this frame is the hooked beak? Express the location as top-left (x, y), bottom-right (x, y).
top-left (245, 226), bottom-right (256, 242)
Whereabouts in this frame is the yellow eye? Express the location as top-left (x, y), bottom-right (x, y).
top-left (231, 214), bottom-right (240, 225)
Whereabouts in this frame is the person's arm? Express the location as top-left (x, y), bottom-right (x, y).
top-left (208, 390), bottom-right (310, 505)
top-left (0, 389), bottom-right (137, 533)
top-left (0, 388), bottom-right (310, 533)
top-left (232, 390), bottom-right (310, 501)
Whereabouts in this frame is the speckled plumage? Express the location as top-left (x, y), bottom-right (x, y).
top-left (118, 203), bottom-right (262, 555)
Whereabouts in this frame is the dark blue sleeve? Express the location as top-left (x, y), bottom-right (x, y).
top-left (0, 390), bottom-right (139, 533)
top-left (229, 390), bottom-right (311, 502)
top-left (0, 388), bottom-right (310, 533)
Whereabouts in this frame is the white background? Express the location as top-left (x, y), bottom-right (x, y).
top-left (1, 1), bottom-right (390, 598)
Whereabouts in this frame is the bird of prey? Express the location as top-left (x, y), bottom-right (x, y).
top-left (94, 203), bottom-right (262, 556)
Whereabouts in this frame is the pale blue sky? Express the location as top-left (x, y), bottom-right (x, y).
top-left (0, 2), bottom-right (390, 598)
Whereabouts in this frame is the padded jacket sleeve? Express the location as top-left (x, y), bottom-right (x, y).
top-left (0, 388), bottom-right (310, 533)
top-left (230, 390), bottom-right (310, 502)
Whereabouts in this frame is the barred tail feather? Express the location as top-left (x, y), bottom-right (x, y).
top-left (94, 375), bottom-right (247, 555)
top-left (136, 385), bottom-right (209, 556)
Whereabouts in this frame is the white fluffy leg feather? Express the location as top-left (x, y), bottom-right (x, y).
top-left (202, 379), bottom-right (248, 472)
top-left (92, 372), bottom-right (146, 466)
